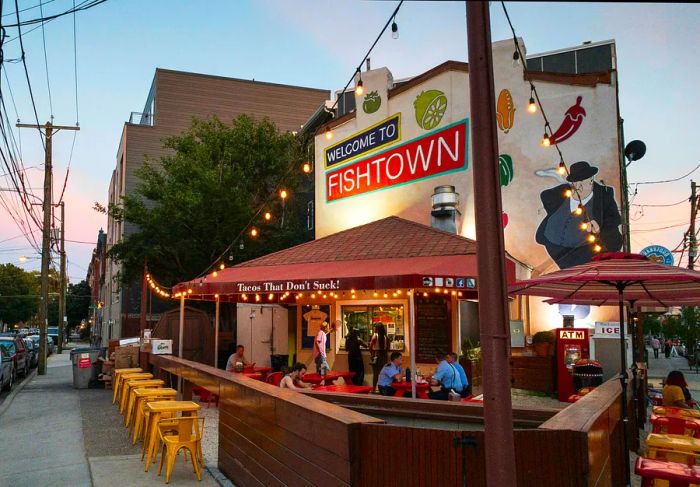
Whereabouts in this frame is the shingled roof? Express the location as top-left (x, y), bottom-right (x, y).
top-left (237, 216), bottom-right (476, 267)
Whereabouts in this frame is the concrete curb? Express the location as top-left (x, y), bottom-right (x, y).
top-left (0, 368), bottom-right (37, 417)
top-left (206, 464), bottom-right (235, 487)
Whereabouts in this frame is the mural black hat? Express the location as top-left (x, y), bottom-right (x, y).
top-left (566, 161), bottom-right (598, 182)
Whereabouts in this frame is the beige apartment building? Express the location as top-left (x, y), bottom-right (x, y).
top-left (98, 69), bottom-right (328, 345)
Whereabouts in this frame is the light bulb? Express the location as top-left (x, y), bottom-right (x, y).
top-left (564, 189), bottom-right (572, 198)
top-left (212, 271), bottom-right (218, 278)
top-left (541, 134), bottom-right (551, 147)
top-left (355, 78), bottom-right (364, 96)
top-left (423, 292), bottom-right (428, 297)
top-left (587, 234), bottom-right (596, 243)
top-left (280, 189), bottom-right (288, 200)
top-left (574, 204), bottom-right (584, 216)
top-left (527, 97), bottom-right (537, 113)
top-left (391, 21), bottom-right (398, 39)
top-left (593, 244), bottom-right (602, 253)
top-left (325, 126), bottom-right (333, 140)
top-left (187, 289), bottom-right (192, 294)
top-left (264, 212), bottom-right (272, 221)
top-left (215, 294), bottom-right (219, 299)
top-left (268, 293), bottom-right (274, 301)
top-left (558, 161), bottom-right (567, 175)
top-left (302, 162), bottom-right (312, 173)
top-left (373, 292), bottom-right (378, 297)
top-left (255, 294), bottom-right (261, 302)
top-left (580, 222), bottom-right (589, 231)
top-left (250, 228), bottom-right (258, 237)
top-left (512, 50), bottom-right (520, 68)
top-left (219, 263), bottom-right (225, 270)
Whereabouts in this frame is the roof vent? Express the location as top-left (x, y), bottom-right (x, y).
top-left (582, 41), bottom-right (592, 45)
top-left (431, 185), bottom-right (461, 234)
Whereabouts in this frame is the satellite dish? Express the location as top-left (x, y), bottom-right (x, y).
top-left (624, 140), bottom-right (646, 162)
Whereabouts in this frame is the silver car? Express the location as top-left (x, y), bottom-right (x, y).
top-left (0, 345), bottom-right (14, 391)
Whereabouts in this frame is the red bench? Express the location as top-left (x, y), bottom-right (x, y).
top-left (635, 457), bottom-right (700, 487)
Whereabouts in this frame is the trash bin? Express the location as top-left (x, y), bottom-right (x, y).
top-left (270, 354), bottom-right (289, 372)
top-left (572, 359), bottom-right (604, 391)
top-left (70, 347), bottom-right (102, 389)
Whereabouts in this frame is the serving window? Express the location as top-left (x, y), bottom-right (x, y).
top-left (339, 304), bottom-right (405, 351)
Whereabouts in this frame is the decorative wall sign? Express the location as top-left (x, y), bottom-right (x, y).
top-left (414, 90), bottom-right (447, 130)
top-left (496, 89), bottom-right (516, 133)
top-left (640, 245), bottom-right (674, 266)
top-left (499, 154), bottom-right (514, 186)
top-left (324, 114), bottom-right (401, 169)
top-left (362, 91), bottom-right (382, 114)
top-left (550, 96), bottom-right (586, 144)
top-left (326, 119), bottom-right (468, 202)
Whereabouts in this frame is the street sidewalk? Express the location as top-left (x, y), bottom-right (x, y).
top-left (644, 346), bottom-right (700, 395)
top-left (0, 345), bottom-right (220, 486)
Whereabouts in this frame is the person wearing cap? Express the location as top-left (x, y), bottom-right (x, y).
top-left (536, 160), bottom-right (623, 269)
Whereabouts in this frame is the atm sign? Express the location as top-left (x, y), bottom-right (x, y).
top-left (559, 330), bottom-right (585, 340)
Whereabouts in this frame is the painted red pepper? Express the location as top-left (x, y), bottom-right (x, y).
top-left (550, 96), bottom-right (586, 144)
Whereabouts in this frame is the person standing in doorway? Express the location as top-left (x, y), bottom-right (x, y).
top-left (345, 327), bottom-right (367, 386)
top-left (651, 336), bottom-right (661, 359)
top-left (369, 324), bottom-right (390, 393)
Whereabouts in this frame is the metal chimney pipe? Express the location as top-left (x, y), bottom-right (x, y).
top-left (431, 185), bottom-right (460, 233)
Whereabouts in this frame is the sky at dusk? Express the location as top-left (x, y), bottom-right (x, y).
top-left (1, 1), bottom-right (698, 283)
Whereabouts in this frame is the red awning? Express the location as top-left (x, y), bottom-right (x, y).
top-left (171, 216), bottom-right (517, 300)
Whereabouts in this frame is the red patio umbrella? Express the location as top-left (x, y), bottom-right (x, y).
top-left (508, 252), bottom-right (700, 487)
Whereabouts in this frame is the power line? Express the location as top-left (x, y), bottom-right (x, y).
top-left (630, 164), bottom-right (700, 186)
top-left (38, 0), bottom-right (54, 119)
top-left (2, 0), bottom-right (58, 18)
top-left (631, 222), bottom-right (689, 233)
top-left (631, 198), bottom-right (689, 208)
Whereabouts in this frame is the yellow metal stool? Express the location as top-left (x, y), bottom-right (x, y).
top-left (142, 401), bottom-right (200, 471)
top-left (646, 432), bottom-right (700, 465)
top-left (132, 388), bottom-right (177, 443)
top-left (653, 406), bottom-right (700, 419)
top-left (120, 378), bottom-right (160, 416)
top-left (112, 368), bottom-right (143, 404)
top-left (118, 374), bottom-right (154, 413)
top-left (157, 416), bottom-right (205, 483)
top-left (124, 380), bottom-right (165, 426)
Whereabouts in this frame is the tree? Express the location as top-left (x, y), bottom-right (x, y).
top-left (47, 279), bottom-right (91, 335)
top-left (0, 263), bottom-right (39, 326)
top-left (108, 115), bottom-right (310, 288)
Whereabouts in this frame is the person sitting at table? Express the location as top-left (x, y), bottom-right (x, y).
top-left (377, 352), bottom-right (404, 396)
top-left (663, 370), bottom-right (693, 409)
top-left (448, 353), bottom-right (470, 397)
top-left (279, 363), bottom-right (312, 390)
top-left (428, 351), bottom-right (462, 401)
top-left (225, 345), bottom-right (252, 372)
top-left (346, 327), bottom-right (367, 386)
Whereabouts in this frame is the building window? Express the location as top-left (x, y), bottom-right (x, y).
top-left (339, 304), bottom-right (405, 351)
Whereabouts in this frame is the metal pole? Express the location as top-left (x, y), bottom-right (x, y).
top-left (466, 3), bottom-right (516, 485)
top-left (618, 286), bottom-right (631, 486)
top-left (139, 260), bottom-right (148, 336)
top-left (409, 289), bottom-right (416, 399)
top-left (58, 201), bottom-right (66, 354)
top-left (214, 296), bottom-right (220, 369)
top-left (689, 181), bottom-right (697, 270)
top-left (619, 118), bottom-right (631, 253)
top-left (178, 294), bottom-right (185, 394)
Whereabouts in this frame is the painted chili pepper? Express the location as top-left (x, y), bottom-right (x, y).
top-left (550, 96), bottom-right (586, 144)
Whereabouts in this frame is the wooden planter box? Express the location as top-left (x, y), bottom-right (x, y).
top-left (510, 355), bottom-right (556, 394)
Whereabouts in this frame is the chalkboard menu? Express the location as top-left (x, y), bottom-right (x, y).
top-left (415, 295), bottom-right (452, 363)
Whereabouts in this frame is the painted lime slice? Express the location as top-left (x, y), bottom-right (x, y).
top-left (414, 90), bottom-right (448, 130)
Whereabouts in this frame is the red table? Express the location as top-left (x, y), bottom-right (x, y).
top-left (243, 366), bottom-right (272, 380)
top-left (301, 371), bottom-right (355, 386)
top-left (313, 384), bottom-right (372, 394)
top-left (651, 414), bottom-right (700, 438)
top-left (391, 381), bottom-right (431, 399)
top-left (243, 373), bottom-right (262, 380)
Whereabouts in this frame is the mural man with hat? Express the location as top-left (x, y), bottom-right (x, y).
top-left (536, 161), bottom-right (623, 269)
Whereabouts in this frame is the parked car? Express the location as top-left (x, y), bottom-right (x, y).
top-left (0, 336), bottom-right (30, 378)
top-left (23, 338), bottom-right (38, 368)
top-left (28, 335), bottom-right (54, 357)
top-left (0, 346), bottom-right (14, 391)
top-left (47, 336), bottom-right (55, 356)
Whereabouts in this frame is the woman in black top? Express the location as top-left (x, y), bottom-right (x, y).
top-left (369, 324), bottom-right (389, 392)
top-left (345, 327), bottom-right (367, 386)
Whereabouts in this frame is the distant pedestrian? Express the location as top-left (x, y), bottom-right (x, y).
top-left (651, 336), bottom-right (660, 359)
top-left (665, 338), bottom-right (673, 359)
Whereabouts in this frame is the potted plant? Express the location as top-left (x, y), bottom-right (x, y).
top-left (532, 331), bottom-right (555, 357)
top-left (460, 338), bottom-right (482, 392)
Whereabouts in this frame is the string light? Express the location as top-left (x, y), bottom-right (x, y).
top-left (355, 76), bottom-right (364, 96)
top-left (527, 95), bottom-right (537, 113)
top-left (325, 125), bottom-right (333, 140)
top-left (573, 204), bottom-right (584, 216)
top-left (280, 189), bottom-right (288, 200)
top-left (212, 271), bottom-right (218, 278)
top-left (373, 292), bottom-right (378, 297)
top-left (391, 18), bottom-right (398, 39)
top-left (241, 294), bottom-right (248, 301)
top-left (187, 289), bottom-right (193, 294)
top-left (383, 293), bottom-right (388, 298)
top-left (593, 244), bottom-right (602, 253)
top-left (311, 293), bottom-right (316, 299)
top-left (558, 161), bottom-right (567, 175)
top-left (423, 292), bottom-right (428, 297)
top-left (580, 222), bottom-right (589, 231)
top-left (250, 228), bottom-right (258, 237)
top-left (214, 294), bottom-right (219, 299)
top-left (564, 188), bottom-right (572, 198)
top-left (512, 50), bottom-right (520, 67)
top-left (434, 287), bottom-right (440, 293)
top-left (220, 263), bottom-right (225, 270)
top-left (587, 234), bottom-right (596, 243)
top-left (268, 293), bottom-right (274, 301)
top-left (302, 162), bottom-right (312, 174)
top-left (541, 133), bottom-right (551, 147)
top-left (264, 212), bottom-right (272, 221)
top-left (458, 292), bottom-right (463, 297)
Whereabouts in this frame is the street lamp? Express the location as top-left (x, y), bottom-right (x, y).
top-left (620, 139), bottom-right (646, 253)
top-left (624, 140), bottom-right (646, 166)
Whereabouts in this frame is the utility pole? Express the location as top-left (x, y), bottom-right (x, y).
top-left (58, 201), bottom-right (66, 354)
top-left (466, 3), bottom-right (517, 486)
top-left (690, 180), bottom-right (697, 270)
top-left (17, 121), bottom-right (79, 374)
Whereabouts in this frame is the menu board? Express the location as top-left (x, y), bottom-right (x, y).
top-left (415, 295), bottom-right (452, 363)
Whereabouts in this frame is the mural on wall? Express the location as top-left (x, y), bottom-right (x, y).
top-left (536, 160), bottom-right (623, 270)
top-left (549, 96), bottom-right (586, 144)
top-left (363, 91), bottom-right (382, 114)
top-left (414, 90), bottom-right (447, 130)
top-left (499, 154), bottom-right (514, 187)
top-left (496, 89), bottom-right (516, 133)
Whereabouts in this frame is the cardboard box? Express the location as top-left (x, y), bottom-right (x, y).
top-left (114, 345), bottom-right (140, 368)
top-left (151, 339), bottom-right (173, 355)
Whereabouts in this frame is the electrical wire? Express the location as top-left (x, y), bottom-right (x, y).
top-left (630, 164), bottom-right (700, 186)
top-left (38, 0), bottom-right (54, 119)
top-left (631, 198), bottom-right (689, 208)
top-left (631, 223), bottom-right (689, 233)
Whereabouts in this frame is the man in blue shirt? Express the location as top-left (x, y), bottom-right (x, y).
top-left (377, 352), bottom-right (403, 396)
top-left (428, 352), bottom-right (462, 400)
top-left (449, 352), bottom-right (470, 397)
